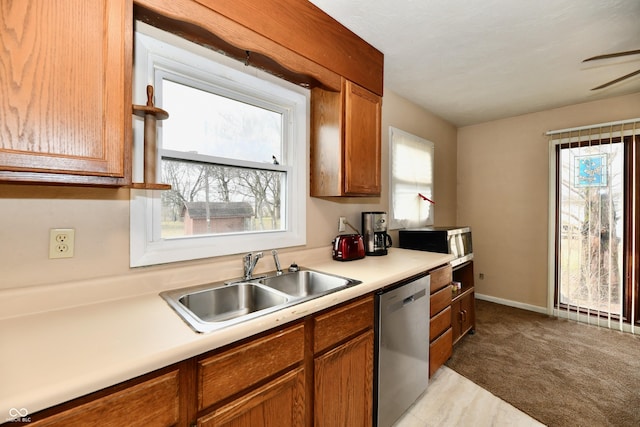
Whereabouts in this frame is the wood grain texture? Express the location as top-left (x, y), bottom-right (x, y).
top-left (198, 323), bottom-right (304, 410)
top-left (310, 80), bottom-right (382, 197)
top-left (197, 368), bottom-right (305, 427)
top-left (343, 80), bottom-right (381, 196)
top-left (452, 291), bottom-right (475, 345)
top-left (314, 330), bottom-right (374, 427)
top-left (430, 285), bottom-right (452, 317)
top-left (0, 0), bottom-right (131, 184)
top-left (429, 327), bottom-right (452, 377)
top-left (429, 264), bottom-right (453, 293)
top-left (191, 0), bottom-right (383, 95)
top-left (27, 370), bottom-right (181, 427)
top-left (134, 0), bottom-right (342, 93)
top-left (313, 295), bottom-right (374, 354)
top-left (310, 87), bottom-right (342, 196)
top-left (430, 305), bottom-right (452, 340)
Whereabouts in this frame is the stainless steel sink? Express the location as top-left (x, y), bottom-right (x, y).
top-left (160, 282), bottom-right (290, 333)
top-left (258, 270), bottom-right (355, 298)
top-left (161, 269), bottom-right (361, 333)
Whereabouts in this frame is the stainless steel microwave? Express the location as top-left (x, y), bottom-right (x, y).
top-left (398, 226), bottom-right (473, 267)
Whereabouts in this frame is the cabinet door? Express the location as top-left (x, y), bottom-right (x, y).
top-left (451, 298), bottom-right (463, 343)
top-left (459, 292), bottom-right (475, 336)
top-left (452, 291), bottom-right (475, 345)
top-left (198, 368), bottom-right (305, 427)
top-left (343, 80), bottom-right (381, 195)
top-left (0, 0), bottom-right (131, 185)
top-left (314, 330), bottom-right (374, 427)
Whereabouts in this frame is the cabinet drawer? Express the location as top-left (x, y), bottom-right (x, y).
top-left (198, 322), bottom-right (304, 410)
top-left (430, 305), bottom-right (451, 341)
top-left (429, 264), bottom-right (452, 293)
top-left (314, 295), bottom-right (374, 354)
top-left (429, 327), bottom-right (452, 377)
top-left (430, 285), bottom-right (452, 317)
top-left (29, 370), bottom-right (180, 426)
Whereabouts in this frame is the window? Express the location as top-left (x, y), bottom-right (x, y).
top-left (389, 127), bottom-right (435, 229)
top-left (131, 23), bottom-right (308, 267)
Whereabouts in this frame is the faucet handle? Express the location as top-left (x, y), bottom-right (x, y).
top-left (272, 250), bottom-right (283, 275)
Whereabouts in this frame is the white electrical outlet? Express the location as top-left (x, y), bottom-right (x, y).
top-left (49, 228), bottom-right (75, 259)
top-left (338, 217), bottom-right (347, 232)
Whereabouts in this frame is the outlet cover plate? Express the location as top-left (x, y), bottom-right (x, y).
top-left (49, 228), bottom-right (75, 259)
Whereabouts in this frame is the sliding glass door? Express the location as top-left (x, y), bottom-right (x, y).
top-left (556, 139), bottom-right (624, 316)
top-left (553, 131), bottom-right (638, 329)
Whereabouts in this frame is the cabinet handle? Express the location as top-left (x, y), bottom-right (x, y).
top-left (461, 310), bottom-right (467, 322)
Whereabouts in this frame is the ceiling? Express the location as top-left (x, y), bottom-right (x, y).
top-left (307, 0), bottom-right (640, 127)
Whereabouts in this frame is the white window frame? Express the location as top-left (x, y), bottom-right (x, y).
top-left (388, 127), bottom-right (435, 229)
top-left (130, 22), bottom-right (308, 267)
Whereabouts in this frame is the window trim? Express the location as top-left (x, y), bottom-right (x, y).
top-left (130, 22), bottom-right (307, 267)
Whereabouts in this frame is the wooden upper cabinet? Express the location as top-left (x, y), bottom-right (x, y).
top-left (0, 0), bottom-right (131, 186)
top-left (311, 79), bottom-right (382, 197)
top-left (344, 81), bottom-right (382, 195)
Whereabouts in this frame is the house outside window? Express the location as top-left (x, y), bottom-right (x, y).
top-left (130, 23), bottom-right (308, 267)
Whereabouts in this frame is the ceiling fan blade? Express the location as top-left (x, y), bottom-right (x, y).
top-left (591, 68), bottom-right (640, 90)
top-left (583, 49), bottom-right (640, 62)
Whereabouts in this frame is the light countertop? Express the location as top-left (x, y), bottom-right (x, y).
top-left (0, 248), bottom-right (453, 418)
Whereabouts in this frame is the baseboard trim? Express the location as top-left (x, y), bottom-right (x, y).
top-left (475, 293), bottom-right (548, 314)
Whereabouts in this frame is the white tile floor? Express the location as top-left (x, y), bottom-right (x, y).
top-left (392, 367), bottom-right (545, 427)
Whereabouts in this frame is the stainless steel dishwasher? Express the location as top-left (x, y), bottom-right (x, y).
top-left (374, 273), bottom-right (430, 427)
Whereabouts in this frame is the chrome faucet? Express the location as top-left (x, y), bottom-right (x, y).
top-left (272, 250), bottom-right (283, 275)
top-left (243, 252), bottom-right (263, 280)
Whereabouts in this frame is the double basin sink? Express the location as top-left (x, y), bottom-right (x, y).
top-left (160, 269), bottom-right (361, 333)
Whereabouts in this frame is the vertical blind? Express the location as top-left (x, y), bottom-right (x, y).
top-left (547, 119), bottom-right (639, 334)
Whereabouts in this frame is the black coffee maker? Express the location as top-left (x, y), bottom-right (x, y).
top-left (362, 211), bottom-right (392, 255)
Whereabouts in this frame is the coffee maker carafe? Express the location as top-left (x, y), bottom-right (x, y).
top-left (362, 211), bottom-right (393, 256)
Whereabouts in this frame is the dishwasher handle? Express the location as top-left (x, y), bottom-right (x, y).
top-left (403, 289), bottom-right (426, 305)
top-left (403, 294), bottom-right (416, 306)
top-left (384, 288), bottom-right (427, 313)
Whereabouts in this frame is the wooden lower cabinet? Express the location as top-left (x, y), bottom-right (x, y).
top-left (451, 288), bottom-right (475, 345)
top-left (197, 324), bottom-right (304, 410)
top-left (26, 366), bottom-right (185, 427)
top-left (197, 368), bottom-right (305, 427)
top-left (313, 295), bottom-right (375, 427)
top-left (428, 264), bottom-right (453, 377)
top-left (314, 330), bottom-right (374, 427)
top-left (429, 328), bottom-right (453, 377)
top-left (21, 296), bottom-right (375, 427)
top-left (196, 323), bottom-right (305, 426)
top-left (451, 261), bottom-right (476, 345)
